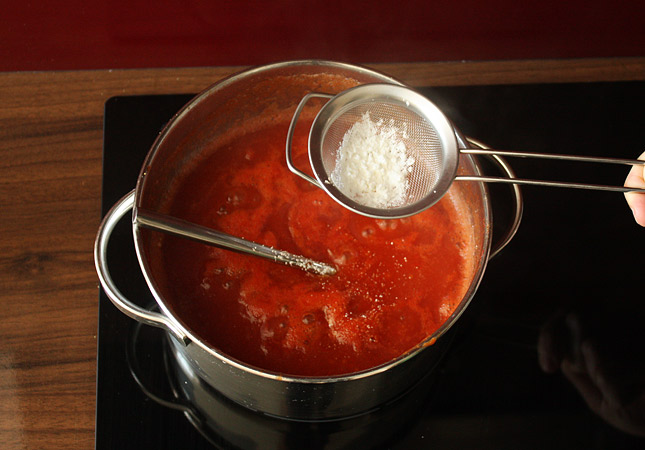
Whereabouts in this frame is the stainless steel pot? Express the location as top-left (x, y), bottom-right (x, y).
top-left (95, 60), bottom-right (522, 421)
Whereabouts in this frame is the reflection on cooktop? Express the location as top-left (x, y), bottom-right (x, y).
top-left (97, 83), bottom-right (645, 449)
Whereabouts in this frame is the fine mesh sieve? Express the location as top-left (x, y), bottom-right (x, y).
top-left (287, 84), bottom-right (459, 218)
top-left (321, 101), bottom-right (445, 206)
top-left (286, 83), bottom-right (645, 219)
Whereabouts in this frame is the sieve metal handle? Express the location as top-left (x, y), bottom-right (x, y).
top-left (463, 137), bottom-right (523, 259)
top-left (457, 148), bottom-right (645, 193)
top-left (286, 92), bottom-right (334, 188)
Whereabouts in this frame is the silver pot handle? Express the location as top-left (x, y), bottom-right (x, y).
top-left (466, 137), bottom-right (524, 259)
top-left (94, 190), bottom-right (190, 345)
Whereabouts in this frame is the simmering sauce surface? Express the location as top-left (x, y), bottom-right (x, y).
top-left (160, 119), bottom-right (475, 376)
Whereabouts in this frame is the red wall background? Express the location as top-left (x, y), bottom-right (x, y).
top-left (1, 0), bottom-right (644, 72)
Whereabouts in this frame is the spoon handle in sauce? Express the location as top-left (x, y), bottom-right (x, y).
top-left (134, 209), bottom-right (337, 276)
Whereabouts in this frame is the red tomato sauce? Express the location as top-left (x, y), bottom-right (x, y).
top-left (160, 119), bottom-right (475, 377)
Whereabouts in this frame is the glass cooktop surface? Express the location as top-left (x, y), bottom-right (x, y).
top-left (97, 82), bottom-right (645, 449)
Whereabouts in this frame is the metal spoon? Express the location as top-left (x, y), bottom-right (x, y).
top-left (134, 208), bottom-right (336, 276)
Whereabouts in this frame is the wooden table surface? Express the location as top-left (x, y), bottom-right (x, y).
top-left (1, 58), bottom-right (644, 449)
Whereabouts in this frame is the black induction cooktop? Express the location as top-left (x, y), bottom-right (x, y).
top-left (97, 81), bottom-right (645, 449)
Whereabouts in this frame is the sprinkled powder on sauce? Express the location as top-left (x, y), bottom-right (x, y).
top-left (330, 112), bottom-right (414, 208)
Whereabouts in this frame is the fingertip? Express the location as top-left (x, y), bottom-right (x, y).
top-left (538, 350), bottom-right (559, 373)
top-left (625, 190), bottom-right (645, 225)
top-left (537, 310), bottom-right (570, 373)
top-left (632, 202), bottom-right (645, 227)
top-left (537, 326), bottom-right (556, 372)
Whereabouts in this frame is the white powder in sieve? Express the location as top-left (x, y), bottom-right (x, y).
top-left (330, 112), bottom-right (414, 208)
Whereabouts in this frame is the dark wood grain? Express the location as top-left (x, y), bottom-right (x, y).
top-left (0, 58), bottom-right (644, 449)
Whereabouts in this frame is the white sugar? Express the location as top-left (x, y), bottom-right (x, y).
top-left (330, 112), bottom-right (414, 208)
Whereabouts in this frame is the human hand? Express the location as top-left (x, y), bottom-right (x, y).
top-left (538, 301), bottom-right (645, 438)
top-left (624, 150), bottom-right (645, 226)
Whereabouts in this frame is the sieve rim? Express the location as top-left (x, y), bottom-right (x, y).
top-left (308, 83), bottom-right (460, 219)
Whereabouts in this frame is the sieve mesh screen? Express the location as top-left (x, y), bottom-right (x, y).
top-left (322, 101), bottom-right (444, 205)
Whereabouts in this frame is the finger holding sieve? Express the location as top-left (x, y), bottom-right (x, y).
top-left (624, 150), bottom-right (645, 226)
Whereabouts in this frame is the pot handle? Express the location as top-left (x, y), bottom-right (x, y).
top-left (94, 190), bottom-right (190, 345)
top-left (466, 137), bottom-right (524, 259)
